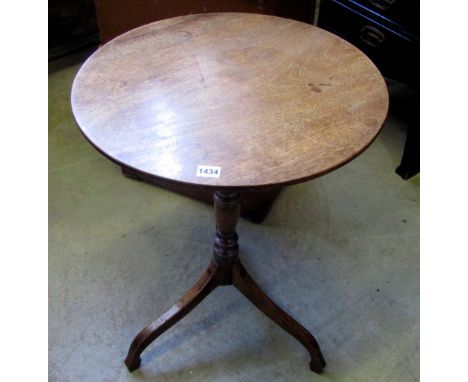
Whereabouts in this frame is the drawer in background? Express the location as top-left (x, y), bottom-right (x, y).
top-left (347, 0), bottom-right (419, 37)
top-left (318, 0), bottom-right (419, 86)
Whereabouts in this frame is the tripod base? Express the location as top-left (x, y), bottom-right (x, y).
top-left (124, 259), bottom-right (325, 373)
top-left (124, 191), bottom-right (325, 373)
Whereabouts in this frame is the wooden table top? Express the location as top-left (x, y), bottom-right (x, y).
top-left (71, 13), bottom-right (389, 190)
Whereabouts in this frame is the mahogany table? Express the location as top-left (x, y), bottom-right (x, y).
top-left (71, 13), bottom-right (388, 374)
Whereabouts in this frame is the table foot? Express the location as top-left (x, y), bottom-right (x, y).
top-left (232, 260), bottom-right (326, 374)
top-left (124, 355), bottom-right (141, 372)
top-left (124, 262), bottom-right (219, 372)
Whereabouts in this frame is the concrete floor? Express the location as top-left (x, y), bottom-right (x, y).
top-left (49, 50), bottom-right (419, 382)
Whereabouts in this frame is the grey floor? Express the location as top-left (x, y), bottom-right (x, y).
top-left (49, 51), bottom-right (419, 382)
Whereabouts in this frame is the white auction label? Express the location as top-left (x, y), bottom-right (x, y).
top-left (196, 165), bottom-right (221, 178)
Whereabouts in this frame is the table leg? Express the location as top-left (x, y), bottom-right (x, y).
top-left (124, 261), bottom-right (219, 371)
top-left (212, 191), bottom-right (325, 373)
top-left (232, 260), bottom-right (326, 373)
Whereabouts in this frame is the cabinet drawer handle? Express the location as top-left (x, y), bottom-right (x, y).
top-left (368, 0), bottom-right (396, 11)
top-left (360, 25), bottom-right (385, 48)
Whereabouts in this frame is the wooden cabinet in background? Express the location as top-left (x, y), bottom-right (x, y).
top-left (94, 0), bottom-right (316, 43)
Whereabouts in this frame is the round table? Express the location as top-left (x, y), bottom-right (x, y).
top-left (71, 13), bottom-right (389, 374)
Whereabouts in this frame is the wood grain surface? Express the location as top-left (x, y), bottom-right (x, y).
top-left (71, 13), bottom-right (389, 189)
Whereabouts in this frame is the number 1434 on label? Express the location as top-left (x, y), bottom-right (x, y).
top-left (196, 165), bottom-right (221, 178)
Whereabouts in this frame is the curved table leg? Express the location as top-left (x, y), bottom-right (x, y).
top-left (232, 260), bottom-right (326, 373)
top-left (124, 262), bottom-right (219, 371)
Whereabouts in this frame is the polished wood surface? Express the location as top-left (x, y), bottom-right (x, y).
top-left (124, 192), bottom-right (326, 373)
top-left (71, 12), bottom-right (388, 189)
